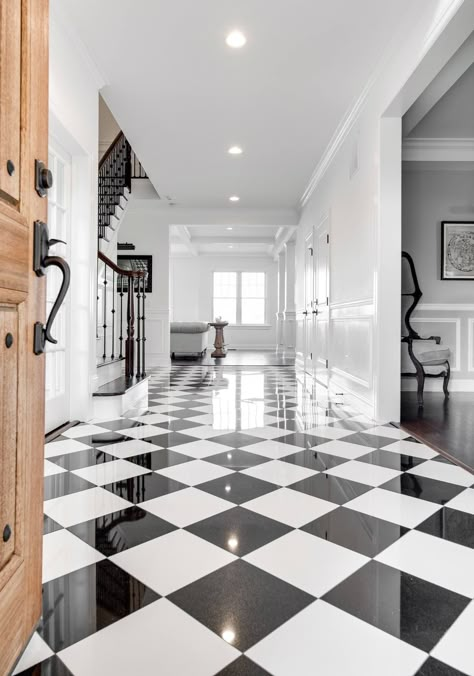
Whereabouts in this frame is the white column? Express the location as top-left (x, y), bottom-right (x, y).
top-left (276, 251), bottom-right (286, 349)
top-left (284, 239), bottom-right (296, 351)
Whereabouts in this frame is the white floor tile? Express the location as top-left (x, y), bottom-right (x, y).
top-left (243, 487), bottom-right (337, 527)
top-left (58, 599), bottom-right (239, 676)
top-left (156, 459), bottom-right (234, 486)
top-left (44, 487), bottom-right (131, 527)
top-left (142, 405), bottom-right (182, 414)
top-left (44, 459), bottom-right (67, 476)
top-left (241, 440), bottom-right (304, 459)
top-left (12, 633), bottom-right (54, 675)
top-left (72, 459), bottom-right (150, 486)
top-left (116, 424), bottom-right (162, 439)
top-left (241, 460), bottom-right (317, 486)
top-left (169, 439), bottom-right (234, 459)
top-left (313, 439), bottom-right (373, 459)
top-left (111, 529), bottom-right (236, 596)
top-left (141, 487), bottom-right (233, 527)
top-left (130, 413), bottom-right (177, 424)
top-left (244, 530), bottom-right (368, 597)
top-left (364, 426), bottom-right (410, 440)
top-left (326, 460), bottom-right (402, 487)
top-left (42, 529), bottom-right (104, 583)
top-left (432, 602), bottom-right (474, 676)
top-left (62, 425), bottom-right (109, 439)
top-left (345, 488), bottom-right (440, 528)
top-left (376, 530), bottom-right (474, 598)
top-left (380, 440), bottom-right (437, 459)
top-left (447, 488), bottom-right (474, 515)
top-left (99, 438), bottom-right (163, 459)
top-left (246, 600), bottom-right (426, 676)
top-left (406, 460), bottom-right (474, 487)
top-left (44, 439), bottom-right (91, 459)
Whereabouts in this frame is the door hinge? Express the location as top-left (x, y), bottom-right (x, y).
top-left (326, 234), bottom-right (329, 244)
top-left (310, 352), bottom-right (312, 360)
top-left (309, 247), bottom-right (313, 256)
top-left (325, 359), bottom-right (329, 368)
top-left (326, 296), bottom-right (329, 306)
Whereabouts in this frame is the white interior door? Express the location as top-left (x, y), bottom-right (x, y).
top-left (314, 226), bottom-right (330, 386)
top-left (45, 140), bottom-right (72, 433)
top-left (304, 233), bottom-right (314, 375)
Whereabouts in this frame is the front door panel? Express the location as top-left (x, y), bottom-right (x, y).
top-left (0, 0), bottom-right (49, 672)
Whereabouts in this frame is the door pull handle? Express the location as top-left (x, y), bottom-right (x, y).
top-left (33, 220), bottom-right (71, 355)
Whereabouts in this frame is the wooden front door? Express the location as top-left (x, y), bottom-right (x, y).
top-left (0, 0), bottom-right (49, 672)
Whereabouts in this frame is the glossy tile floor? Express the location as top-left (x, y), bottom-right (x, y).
top-left (16, 366), bottom-right (474, 675)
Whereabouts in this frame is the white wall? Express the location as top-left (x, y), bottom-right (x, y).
top-left (119, 202), bottom-right (171, 366)
top-left (170, 256), bottom-right (278, 349)
top-left (294, 0), bottom-right (474, 421)
top-left (49, 2), bottom-right (103, 422)
top-left (402, 164), bottom-right (474, 388)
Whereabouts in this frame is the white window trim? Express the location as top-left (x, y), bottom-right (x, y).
top-left (213, 270), bottom-right (267, 326)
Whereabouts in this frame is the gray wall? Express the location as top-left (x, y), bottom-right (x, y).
top-left (402, 164), bottom-right (474, 389)
top-left (402, 166), bottom-right (474, 302)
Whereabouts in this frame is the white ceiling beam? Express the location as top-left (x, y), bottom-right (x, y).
top-left (272, 226), bottom-right (298, 259)
top-left (173, 225), bottom-right (198, 256)
top-left (403, 33), bottom-right (474, 137)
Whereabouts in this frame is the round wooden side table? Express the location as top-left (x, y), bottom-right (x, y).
top-left (209, 321), bottom-right (228, 358)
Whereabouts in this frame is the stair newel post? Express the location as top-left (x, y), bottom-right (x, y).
top-left (126, 276), bottom-right (135, 378)
top-left (136, 274), bottom-right (141, 378)
top-left (102, 265), bottom-right (108, 360)
top-left (111, 270), bottom-right (116, 360)
top-left (141, 274), bottom-right (146, 376)
top-left (119, 275), bottom-right (124, 360)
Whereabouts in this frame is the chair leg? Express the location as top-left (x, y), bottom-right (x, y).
top-left (443, 360), bottom-right (451, 398)
top-left (416, 369), bottom-right (425, 408)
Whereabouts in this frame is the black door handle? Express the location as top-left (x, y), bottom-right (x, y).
top-left (33, 220), bottom-right (71, 355)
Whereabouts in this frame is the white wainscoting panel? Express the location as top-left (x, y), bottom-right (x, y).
top-left (329, 299), bottom-right (374, 411)
top-left (146, 310), bottom-right (171, 367)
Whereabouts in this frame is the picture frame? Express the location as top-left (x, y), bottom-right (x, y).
top-left (441, 221), bottom-right (474, 280)
top-left (117, 254), bottom-right (153, 292)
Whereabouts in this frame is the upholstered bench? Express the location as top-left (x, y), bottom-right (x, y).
top-left (170, 322), bottom-right (210, 358)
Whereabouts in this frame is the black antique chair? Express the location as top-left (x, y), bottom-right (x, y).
top-left (401, 251), bottom-right (451, 407)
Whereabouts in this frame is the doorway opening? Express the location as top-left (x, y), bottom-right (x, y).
top-left (399, 42), bottom-right (474, 471)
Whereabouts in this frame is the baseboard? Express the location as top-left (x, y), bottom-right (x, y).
top-left (402, 379), bottom-right (474, 393)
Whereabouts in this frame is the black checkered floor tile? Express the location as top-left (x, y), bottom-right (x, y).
top-left (15, 365), bottom-right (474, 675)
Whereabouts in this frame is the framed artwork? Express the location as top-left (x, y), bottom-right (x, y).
top-left (117, 254), bottom-right (153, 292)
top-left (441, 221), bottom-right (474, 280)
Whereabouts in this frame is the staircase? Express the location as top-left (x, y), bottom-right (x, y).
top-left (94, 132), bottom-right (150, 417)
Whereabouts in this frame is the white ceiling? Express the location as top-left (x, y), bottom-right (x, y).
top-left (61, 0), bottom-right (413, 210)
top-left (170, 224), bottom-right (283, 257)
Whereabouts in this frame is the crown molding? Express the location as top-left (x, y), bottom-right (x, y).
top-left (403, 137), bottom-right (474, 161)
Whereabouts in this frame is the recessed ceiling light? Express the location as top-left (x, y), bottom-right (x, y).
top-left (228, 245), bottom-right (233, 249)
top-left (228, 146), bottom-right (243, 155)
top-left (226, 227), bottom-right (233, 230)
top-left (229, 195), bottom-right (240, 202)
top-left (226, 30), bottom-right (246, 48)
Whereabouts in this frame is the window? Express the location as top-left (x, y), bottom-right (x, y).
top-left (213, 271), bottom-right (266, 325)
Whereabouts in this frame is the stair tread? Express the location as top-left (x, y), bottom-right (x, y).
top-left (93, 374), bottom-right (149, 397)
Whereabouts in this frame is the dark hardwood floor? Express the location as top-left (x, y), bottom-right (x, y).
top-left (171, 349), bottom-right (295, 367)
top-left (401, 391), bottom-right (474, 472)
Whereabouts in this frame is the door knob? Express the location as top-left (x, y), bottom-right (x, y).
top-left (35, 159), bottom-right (53, 197)
top-left (33, 221), bottom-right (71, 354)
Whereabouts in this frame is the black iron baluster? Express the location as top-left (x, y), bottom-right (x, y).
top-left (119, 275), bottom-right (124, 359)
top-left (102, 267), bottom-right (108, 360)
top-left (111, 270), bottom-right (115, 359)
top-left (136, 275), bottom-right (141, 377)
top-left (126, 279), bottom-right (135, 378)
top-left (141, 275), bottom-right (146, 376)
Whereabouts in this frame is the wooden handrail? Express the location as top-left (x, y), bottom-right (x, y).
top-left (98, 251), bottom-right (145, 278)
top-left (99, 130), bottom-right (125, 170)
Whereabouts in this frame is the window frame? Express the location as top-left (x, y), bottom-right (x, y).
top-left (213, 270), bottom-right (268, 327)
